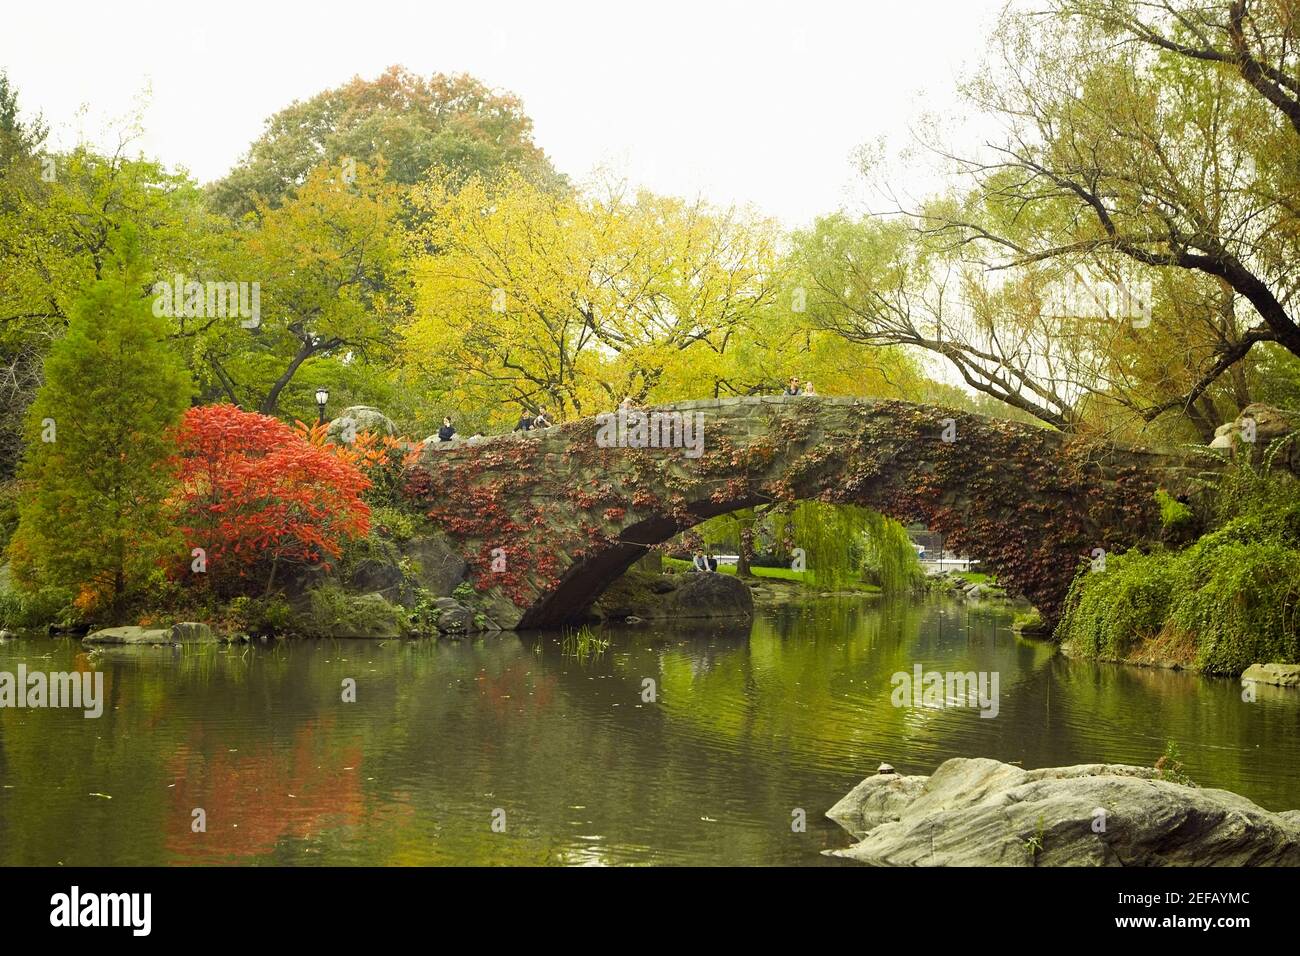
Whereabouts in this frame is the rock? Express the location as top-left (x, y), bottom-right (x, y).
top-left (826, 757), bottom-right (1300, 866)
top-left (349, 557), bottom-right (405, 598)
top-left (84, 626), bottom-right (174, 645)
top-left (1241, 663), bottom-right (1300, 687)
top-left (84, 622), bottom-right (219, 645)
top-left (326, 406), bottom-right (398, 443)
top-left (827, 769), bottom-right (929, 839)
top-left (401, 533), bottom-right (469, 597)
top-left (1212, 405), bottom-right (1300, 474)
top-left (656, 572), bottom-right (754, 621)
top-left (435, 602), bottom-right (473, 633)
top-left (169, 622), bottom-right (219, 644)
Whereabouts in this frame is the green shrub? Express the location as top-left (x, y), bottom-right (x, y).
top-left (1168, 539), bottom-right (1300, 674)
top-left (371, 505), bottom-right (418, 542)
top-left (303, 584), bottom-right (408, 638)
top-left (225, 595), bottom-right (295, 636)
top-left (1154, 489), bottom-right (1195, 532)
top-left (1057, 549), bottom-right (1175, 659)
top-left (0, 585), bottom-right (78, 631)
top-left (1058, 462), bottom-right (1300, 674)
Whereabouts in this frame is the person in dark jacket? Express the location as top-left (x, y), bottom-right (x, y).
top-left (436, 416), bottom-right (456, 442)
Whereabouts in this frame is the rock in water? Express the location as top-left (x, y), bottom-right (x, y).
top-left (1241, 663), bottom-right (1300, 688)
top-left (826, 757), bottom-right (1300, 866)
top-left (593, 571), bottom-right (755, 623)
top-left (85, 622), bottom-right (220, 645)
top-left (667, 573), bottom-right (754, 620)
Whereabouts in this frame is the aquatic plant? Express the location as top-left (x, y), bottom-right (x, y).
top-left (561, 624), bottom-right (609, 663)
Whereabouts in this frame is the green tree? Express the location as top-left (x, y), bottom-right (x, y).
top-left (9, 230), bottom-right (192, 613)
top-left (0, 70), bottom-right (47, 169)
top-left (209, 65), bottom-right (562, 219)
top-left (920, 0), bottom-right (1300, 427)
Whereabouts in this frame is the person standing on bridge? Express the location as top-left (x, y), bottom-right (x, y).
top-left (436, 416), bottom-right (457, 442)
top-left (533, 407), bottom-right (553, 429)
top-left (784, 376), bottom-right (801, 396)
top-left (803, 381), bottom-right (817, 396)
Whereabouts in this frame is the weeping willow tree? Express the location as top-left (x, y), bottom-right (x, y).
top-left (695, 501), bottom-right (921, 595)
top-left (856, 509), bottom-right (924, 596)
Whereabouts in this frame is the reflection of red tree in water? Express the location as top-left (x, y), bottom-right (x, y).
top-left (165, 717), bottom-right (372, 864)
top-left (475, 662), bottom-right (557, 720)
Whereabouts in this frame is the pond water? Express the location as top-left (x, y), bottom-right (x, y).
top-left (1, 595), bottom-right (1297, 865)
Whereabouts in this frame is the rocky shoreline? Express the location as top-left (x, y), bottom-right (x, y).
top-left (826, 757), bottom-right (1300, 866)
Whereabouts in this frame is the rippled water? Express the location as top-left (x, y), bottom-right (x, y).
top-left (1, 595), bottom-right (1296, 865)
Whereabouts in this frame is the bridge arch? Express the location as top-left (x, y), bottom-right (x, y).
top-left (407, 396), bottom-right (1205, 629)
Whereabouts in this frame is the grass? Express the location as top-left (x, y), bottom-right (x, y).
top-left (561, 624), bottom-right (610, 663)
top-left (661, 557), bottom-right (881, 591)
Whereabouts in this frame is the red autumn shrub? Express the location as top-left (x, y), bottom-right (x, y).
top-left (171, 404), bottom-right (371, 592)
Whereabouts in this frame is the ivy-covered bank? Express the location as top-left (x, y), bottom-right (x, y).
top-left (1057, 455), bottom-right (1300, 676)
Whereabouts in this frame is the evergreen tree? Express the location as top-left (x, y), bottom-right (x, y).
top-left (9, 229), bottom-right (191, 613)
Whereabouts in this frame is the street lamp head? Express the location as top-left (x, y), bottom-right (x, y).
top-left (315, 387), bottom-right (329, 408)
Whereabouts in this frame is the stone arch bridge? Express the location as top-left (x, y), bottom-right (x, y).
top-left (406, 396), bottom-right (1211, 630)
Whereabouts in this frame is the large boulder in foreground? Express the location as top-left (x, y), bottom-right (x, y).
top-left (826, 757), bottom-right (1300, 866)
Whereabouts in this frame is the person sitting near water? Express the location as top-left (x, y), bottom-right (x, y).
top-left (706, 550), bottom-right (719, 572)
top-left (784, 376), bottom-right (802, 396)
top-left (692, 550), bottom-right (709, 572)
top-left (436, 416), bottom-right (457, 442)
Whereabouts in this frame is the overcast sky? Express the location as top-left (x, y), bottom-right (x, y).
top-left (2, 0), bottom-right (1008, 226)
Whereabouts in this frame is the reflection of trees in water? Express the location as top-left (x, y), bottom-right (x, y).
top-left (3, 602), bottom-right (1296, 863)
top-left (165, 716), bottom-right (369, 864)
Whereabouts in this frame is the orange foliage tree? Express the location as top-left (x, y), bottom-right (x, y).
top-left (293, 421), bottom-right (423, 506)
top-left (171, 405), bottom-right (371, 594)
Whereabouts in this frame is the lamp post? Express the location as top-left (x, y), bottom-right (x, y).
top-left (315, 387), bottom-right (329, 427)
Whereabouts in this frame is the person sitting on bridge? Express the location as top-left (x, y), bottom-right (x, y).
top-left (436, 416), bottom-right (457, 442)
top-left (533, 407), bottom-right (553, 429)
top-left (784, 376), bottom-right (801, 396)
top-left (513, 410), bottom-right (536, 432)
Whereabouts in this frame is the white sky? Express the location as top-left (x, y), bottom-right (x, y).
top-left (2, 0), bottom-right (1008, 227)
